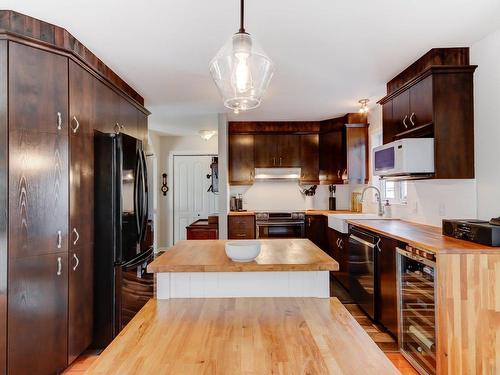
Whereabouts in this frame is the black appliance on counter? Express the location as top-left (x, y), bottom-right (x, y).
top-left (255, 212), bottom-right (305, 238)
top-left (442, 219), bottom-right (500, 246)
top-left (93, 131), bottom-right (154, 348)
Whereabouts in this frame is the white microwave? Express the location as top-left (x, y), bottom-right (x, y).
top-left (373, 138), bottom-right (435, 177)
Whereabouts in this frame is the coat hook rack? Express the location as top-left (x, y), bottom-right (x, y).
top-left (161, 173), bottom-right (169, 196)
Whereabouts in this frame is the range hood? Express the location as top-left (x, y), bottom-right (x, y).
top-left (254, 168), bottom-right (301, 180)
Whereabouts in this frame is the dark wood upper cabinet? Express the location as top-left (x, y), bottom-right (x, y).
top-left (378, 236), bottom-right (399, 339)
top-left (345, 124), bottom-right (369, 184)
top-left (229, 134), bottom-right (254, 185)
top-left (69, 61), bottom-right (95, 250)
top-left (254, 134), bottom-right (301, 168)
top-left (8, 252), bottom-right (69, 375)
top-left (119, 95), bottom-right (139, 139)
top-left (9, 130), bottom-right (69, 259)
top-left (300, 134), bottom-right (319, 184)
top-left (319, 123), bottom-right (344, 184)
top-left (9, 42), bottom-right (68, 135)
top-left (379, 48), bottom-right (477, 179)
top-left (254, 134), bottom-right (276, 167)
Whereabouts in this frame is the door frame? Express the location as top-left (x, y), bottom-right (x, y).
top-left (168, 151), bottom-right (218, 247)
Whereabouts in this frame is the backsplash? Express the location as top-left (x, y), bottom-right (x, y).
top-left (229, 181), bottom-right (358, 211)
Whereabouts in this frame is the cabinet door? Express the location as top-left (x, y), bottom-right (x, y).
top-left (345, 125), bottom-right (368, 184)
top-left (9, 42), bottom-right (68, 134)
top-left (378, 236), bottom-right (399, 339)
top-left (305, 215), bottom-right (326, 250)
top-left (8, 252), bottom-right (68, 375)
top-left (327, 228), bottom-right (349, 290)
top-left (277, 134), bottom-right (301, 167)
top-left (9, 130), bottom-right (69, 258)
top-left (382, 100), bottom-right (395, 144)
top-left (409, 75), bottom-right (433, 128)
top-left (228, 215), bottom-right (255, 239)
top-left (137, 111), bottom-right (149, 145)
top-left (68, 245), bottom-right (93, 364)
top-left (319, 129), bottom-right (343, 183)
top-left (69, 61), bottom-right (95, 250)
top-left (392, 89), bottom-right (410, 135)
top-left (229, 134), bottom-right (255, 184)
top-left (254, 134), bottom-right (277, 167)
top-left (300, 134), bottom-right (319, 184)
top-left (95, 80), bottom-right (119, 134)
top-left (119, 95), bottom-right (139, 139)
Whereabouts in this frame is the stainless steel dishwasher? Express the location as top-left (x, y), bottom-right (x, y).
top-left (348, 227), bottom-right (380, 320)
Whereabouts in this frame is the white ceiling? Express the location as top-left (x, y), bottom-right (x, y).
top-left (3, 0), bottom-right (500, 135)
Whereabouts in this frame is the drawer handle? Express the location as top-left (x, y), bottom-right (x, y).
top-left (56, 112), bottom-right (63, 130)
top-left (403, 115), bottom-right (409, 129)
top-left (409, 112), bottom-right (415, 126)
top-left (236, 234), bottom-right (246, 237)
top-left (57, 230), bottom-right (62, 249)
top-left (72, 116), bottom-right (80, 133)
top-left (56, 257), bottom-right (62, 276)
top-left (73, 228), bottom-right (80, 246)
top-left (72, 253), bottom-right (79, 271)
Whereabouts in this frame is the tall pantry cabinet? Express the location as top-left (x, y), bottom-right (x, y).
top-left (0, 10), bottom-right (150, 375)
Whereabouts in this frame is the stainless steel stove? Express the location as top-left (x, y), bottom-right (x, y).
top-left (255, 212), bottom-right (305, 239)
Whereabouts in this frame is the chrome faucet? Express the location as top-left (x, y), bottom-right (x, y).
top-left (360, 186), bottom-right (384, 217)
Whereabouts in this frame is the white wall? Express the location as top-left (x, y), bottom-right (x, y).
top-left (230, 183), bottom-right (353, 212)
top-left (154, 132), bottom-right (218, 247)
top-left (471, 28), bottom-right (500, 220)
top-left (217, 114), bottom-right (229, 239)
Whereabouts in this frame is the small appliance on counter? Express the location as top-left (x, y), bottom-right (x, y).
top-left (329, 185), bottom-right (336, 210)
top-left (442, 219), bottom-right (500, 246)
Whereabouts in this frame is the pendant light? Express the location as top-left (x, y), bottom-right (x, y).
top-left (358, 99), bottom-right (369, 114)
top-left (209, 0), bottom-right (274, 113)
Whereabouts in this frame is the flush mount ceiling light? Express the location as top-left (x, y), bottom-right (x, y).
top-left (358, 99), bottom-right (369, 114)
top-left (199, 130), bottom-right (217, 141)
top-left (209, 0), bottom-right (274, 114)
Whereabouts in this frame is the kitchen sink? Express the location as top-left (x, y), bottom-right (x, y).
top-left (327, 213), bottom-right (393, 234)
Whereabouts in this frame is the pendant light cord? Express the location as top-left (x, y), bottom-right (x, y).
top-left (239, 0), bottom-right (245, 33)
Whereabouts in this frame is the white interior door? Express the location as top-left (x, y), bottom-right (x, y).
top-left (173, 155), bottom-right (219, 243)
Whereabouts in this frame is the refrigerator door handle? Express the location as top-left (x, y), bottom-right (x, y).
top-left (140, 150), bottom-right (149, 244)
top-left (134, 151), bottom-right (142, 241)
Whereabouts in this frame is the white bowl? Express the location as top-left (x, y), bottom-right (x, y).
top-left (225, 241), bottom-right (261, 262)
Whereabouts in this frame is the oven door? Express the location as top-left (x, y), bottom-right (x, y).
top-left (256, 222), bottom-right (305, 239)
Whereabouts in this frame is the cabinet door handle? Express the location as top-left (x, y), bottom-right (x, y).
top-left (403, 115), bottom-right (409, 129)
top-left (376, 238), bottom-right (381, 252)
top-left (57, 256), bottom-right (62, 276)
top-left (71, 116), bottom-right (80, 133)
top-left (279, 157), bottom-right (282, 166)
top-left (308, 217), bottom-right (312, 227)
top-left (57, 230), bottom-right (62, 249)
top-left (339, 239), bottom-right (343, 249)
top-left (336, 238), bottom-right (340, 247)
top-left (114, 123), bottom-right (121, 134)
top-left (409, 112), bottom-right (415, 126)
top-left (250, 170), bottom-right (254, 180)
top-left (57, 112), bottom-right (63, 130)
top-left (272, 157), bottom-right (276, 166)
top-left (337, 170), bottom-right (341, 179)
top-left (72, 253), bottom-right (79, 271)
top-left (73, 228), bottom-right (80, 246)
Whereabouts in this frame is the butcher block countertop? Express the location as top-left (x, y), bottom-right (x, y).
top-left (347, 219), bottom-right (499, 254)
top-left (86, 298), bottom-right (399, 375)
top-left (305, 209), bottom-right (352, 215)
top-left (148, 239), bottom-right (339, 273)
top-left (228, 211), bottom-right (256, 216)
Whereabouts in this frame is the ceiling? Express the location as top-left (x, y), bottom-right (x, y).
top-left (3, 0), bottom-right (500, 135)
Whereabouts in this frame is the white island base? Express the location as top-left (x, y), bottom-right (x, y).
top-left (155, 271), bottom-right (330, 299)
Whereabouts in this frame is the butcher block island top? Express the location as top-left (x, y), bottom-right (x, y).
top-left (148, 239), bottom-right (339, 273)
top-left (87, 298), bottom-right (399, 375)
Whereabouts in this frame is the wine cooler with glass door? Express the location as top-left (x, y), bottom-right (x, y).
top-left (396, 245), bottom-right (437, 375)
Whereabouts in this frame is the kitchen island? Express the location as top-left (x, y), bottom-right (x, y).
top-left (148, 239), bottom-right (338, 299)
top-left (87, 297), bottom-right (399, 375)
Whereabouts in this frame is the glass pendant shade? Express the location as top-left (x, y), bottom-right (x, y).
top-left (210, 32), bottom-right (274, 112)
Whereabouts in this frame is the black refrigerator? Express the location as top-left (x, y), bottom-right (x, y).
top-left (93, 131), bottom-right (154, 348)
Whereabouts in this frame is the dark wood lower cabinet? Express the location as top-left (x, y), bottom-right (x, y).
top-left (305, 215), bottom-right (326, 251)
top-left (8, 252), bottom-right (68, 375)
top-left (68, 245), bottom-right (93, 364)
top-left (378, 236), bottom-right (399, 339)
top-left (327, 228), bottom-right (349, 290)
top-left (228, 215), bottom-right (255, 239)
